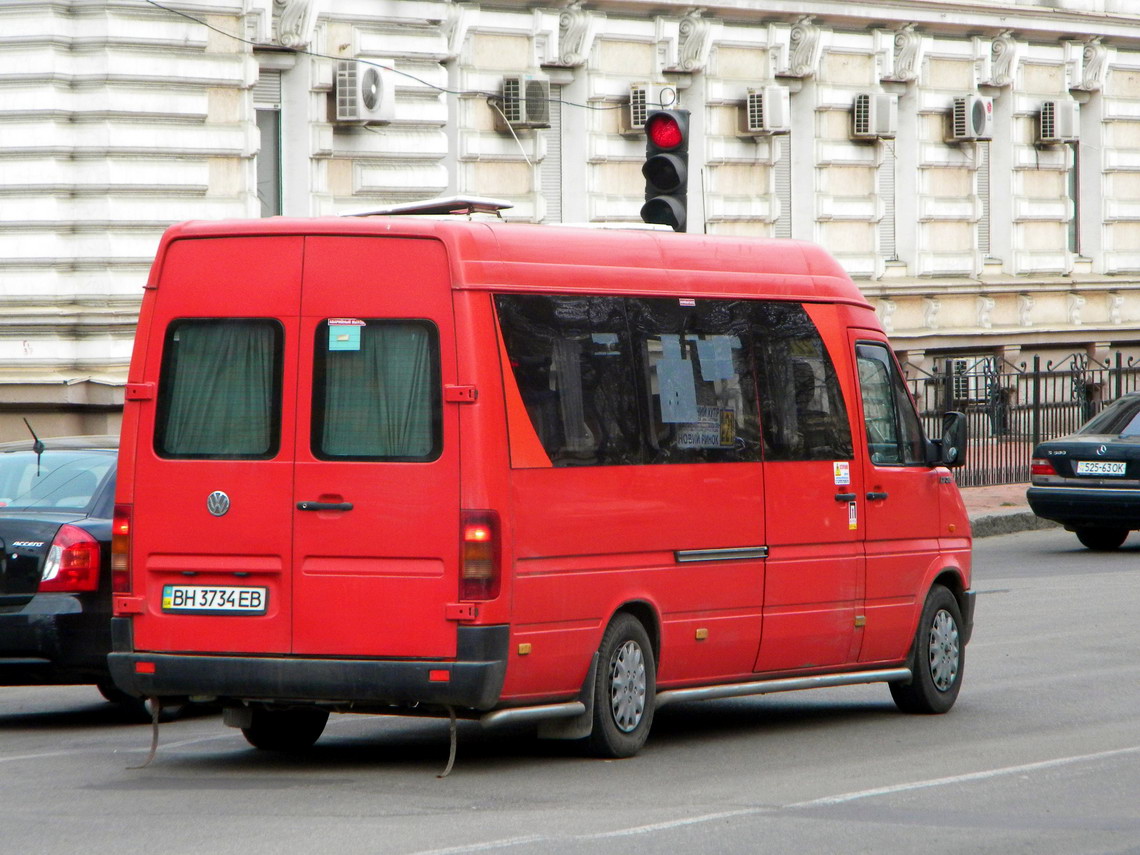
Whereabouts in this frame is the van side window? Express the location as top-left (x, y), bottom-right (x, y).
top-left (155, 319), bottom-right (283, 459)
top-left (627, 298), bottom-right (762, 464)
top-left (753, 304), bottom-right (853, 461)
top-left (496, 295), bottom-right (764, 466)
top-left (856, 342), bottom-right (926, 465)
top-left (311, 320), bottom-right (441, 462)
top-left (495, 296), bottom-right (643, 466)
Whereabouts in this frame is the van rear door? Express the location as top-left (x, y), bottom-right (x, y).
top-left (291, 236), bottom-right (459, 658)
top-left (130, 236), bottom-right (302, 655)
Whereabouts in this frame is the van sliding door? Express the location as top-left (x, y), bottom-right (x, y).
top-left (851, 333), bottom-right (943, 663)
top-left (752, 303), bottom-right (863, 672)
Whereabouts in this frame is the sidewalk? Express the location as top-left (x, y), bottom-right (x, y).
top-left (958, 481), bottom-right (1056, 538)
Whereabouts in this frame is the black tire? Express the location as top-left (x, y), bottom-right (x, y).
top-left (1075, 527), bottom-right (1129, 551)
top-left (241, 706), bottom-right (329, 752)
top-left (586, 613), bottom-right (656, 758)
top-left (890, 585), bottom-right (964, 715)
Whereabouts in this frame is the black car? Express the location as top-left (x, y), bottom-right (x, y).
top-left (0, 433), bottom-right (144, 712)
top-left (1027, 391), bottom-right (1140, 550)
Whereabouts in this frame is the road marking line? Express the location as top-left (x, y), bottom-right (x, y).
top-left (411, 745), bottom-right (1140, 854)
top-left (788, 744), bottom-right (1140, 808)
top-left (409, 836), bottom-right (545, 854)
top-left (584, 808), bottom-right (766, 838)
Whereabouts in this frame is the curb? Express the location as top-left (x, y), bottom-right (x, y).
top-left (970, 511), bottom-right (1059, 538)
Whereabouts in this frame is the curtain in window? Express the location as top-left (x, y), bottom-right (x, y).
top-left (161, 321), bottom-right (278, 457)
top-left (320, 323), bottom-right (435, 459)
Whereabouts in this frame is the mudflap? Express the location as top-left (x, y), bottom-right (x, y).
top-left (536, 652), bottom-right (599, 740)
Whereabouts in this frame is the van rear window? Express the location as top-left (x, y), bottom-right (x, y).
top-left (495, 295), bottom-right (851, 466)
top-left (155, 319), bottom-right (283, 459)
top-left (311, 320), bottom-right (441, 462)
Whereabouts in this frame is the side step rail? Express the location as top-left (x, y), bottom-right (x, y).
top-left (655, 668), bottom-right (912, 710)
top-left (480, 667), bottom-right (911, 729)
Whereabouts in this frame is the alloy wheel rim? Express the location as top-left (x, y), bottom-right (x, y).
top-left (928, 608), bottom-right (960, 692)
top-left (609, 640), bottom-right (647, 732)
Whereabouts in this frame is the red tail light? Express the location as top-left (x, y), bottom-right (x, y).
top-left (460, 510), bottom-right (500, 601)
top-left (1030, 458), bottom-right (1057, 477)
top-left (39, 525), bottom-right (100, 593)
top-left (111, 503), bottom-right (132, 594)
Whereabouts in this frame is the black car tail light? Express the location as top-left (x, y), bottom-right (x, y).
top-left (1030, 458), bottom-right (1057, 478)
top-left (39, 525), bottom-right (100, 593)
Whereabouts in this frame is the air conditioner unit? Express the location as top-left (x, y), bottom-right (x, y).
top-left (851, 93), bottom-right (898, 140)
top-left (1039, 100), bottom-right (1079, 144)
top-left (493, 74), bottom-right (551, 132)
top-left (620, 83), bottom-right (656, 136)
top-left (334, 60), bottom-right (395, 125)
top-left (740, 86), bottom-right (790, 136)
top-left (949, 95), bottom-right (993, 142)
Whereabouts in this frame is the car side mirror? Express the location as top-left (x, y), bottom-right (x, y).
top-left (937, 411), bottom-right (968, 468)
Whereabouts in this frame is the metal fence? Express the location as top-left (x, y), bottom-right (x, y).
top-left (906, 352), bottom-right (1140, 487)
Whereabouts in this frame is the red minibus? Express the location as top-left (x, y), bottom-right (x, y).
top-left (109, 216), bottom-right (973, 758)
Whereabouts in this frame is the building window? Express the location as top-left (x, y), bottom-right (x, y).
top-left (254, 69), bottom-right (282, 217)
top-left (539, 84), bottom-right (563, 223)
top-left (1068, 142), bottom-right (1080, 255)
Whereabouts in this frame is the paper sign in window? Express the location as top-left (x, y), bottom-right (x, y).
top-left (677, 406), bottom-right (736, 448)
top-left (657, 335), bottom-right (699, 423)
top-left (696, 336), bottom-right (737, 381)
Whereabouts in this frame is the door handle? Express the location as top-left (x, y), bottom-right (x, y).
top-left (834, 493), bottom-right (857, 502)
top-left (296, 501), bottom-right (354, 512)
top-left (866, 491), bottom-right (889, 501)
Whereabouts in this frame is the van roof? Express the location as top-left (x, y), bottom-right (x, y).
top-left (154, 218), bottom-right (871, 308)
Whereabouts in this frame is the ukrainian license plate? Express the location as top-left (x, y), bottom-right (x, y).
top-left (1074, 460), bottom-right (1127, 476)
top-left (162, 585), bottom-right (268, 614)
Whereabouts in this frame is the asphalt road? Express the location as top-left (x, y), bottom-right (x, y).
top-left (1, 527), bottom-right (1137, 855)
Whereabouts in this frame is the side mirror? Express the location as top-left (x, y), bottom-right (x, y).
top-left (938, 410), bottom-right (968, 468)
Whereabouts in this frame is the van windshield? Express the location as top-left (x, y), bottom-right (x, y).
top-left (0, 450), bottom-right (113, 511)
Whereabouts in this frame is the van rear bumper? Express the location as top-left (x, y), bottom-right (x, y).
top-left (107, 622), bottom-right (509, 711)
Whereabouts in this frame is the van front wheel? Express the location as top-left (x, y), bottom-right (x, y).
top-left (241, 706), bottom-right (329, 752)
top-left (890, 584), bottom-right (964, 715)
top-left (587, 613), bottom-right (656, 758)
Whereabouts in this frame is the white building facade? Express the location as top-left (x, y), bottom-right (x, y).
top-left (2, 0), bottom-right (1139, 439)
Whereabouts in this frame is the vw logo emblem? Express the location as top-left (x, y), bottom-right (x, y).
top-left (206, 491), bottom-right (231, 517)
top-left (1097, 445), bottom-right (1108, 456)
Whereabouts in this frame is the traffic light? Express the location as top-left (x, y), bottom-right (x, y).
top-left (640, 109), bottom-right (689, 233)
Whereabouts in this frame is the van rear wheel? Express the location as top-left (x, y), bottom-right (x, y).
top-left (586, 613), bottom-right (656, 758)
top-left (241, 706), bottom-right (329, 752)
top-left (890, 584), bottom-right (964, 715)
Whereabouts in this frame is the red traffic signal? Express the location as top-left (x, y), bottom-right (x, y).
top-left (641, 109), bottom-right (689, 232)
top-left (646, 112), bottom-right (685, 149)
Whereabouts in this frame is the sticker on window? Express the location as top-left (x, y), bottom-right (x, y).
top-left (328, 319), bottom-right (365, 351)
